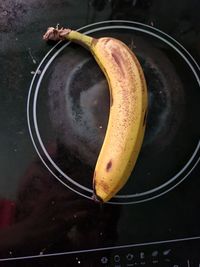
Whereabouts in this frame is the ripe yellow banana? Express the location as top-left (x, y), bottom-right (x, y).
top-left (43, 27), bottom-right (148, 203)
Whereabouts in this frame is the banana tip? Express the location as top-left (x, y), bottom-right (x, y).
top-left (92, 193), bottom-right (104, 204)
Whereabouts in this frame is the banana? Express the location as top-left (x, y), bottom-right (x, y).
top-left (43, 27), bottom-right (148, 203)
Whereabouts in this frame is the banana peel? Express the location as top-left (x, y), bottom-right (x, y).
top-left (43, 27), bottom-right (148, 203)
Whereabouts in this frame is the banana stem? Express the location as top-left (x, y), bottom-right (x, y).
top-left (43, 27), bottom-right (94, 50)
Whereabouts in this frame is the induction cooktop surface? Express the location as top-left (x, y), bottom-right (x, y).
top-left (0, 1), bottom-right (200, 267)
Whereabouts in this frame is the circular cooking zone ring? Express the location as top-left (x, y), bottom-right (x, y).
top-left (27, 20), bottom-right (200, 204)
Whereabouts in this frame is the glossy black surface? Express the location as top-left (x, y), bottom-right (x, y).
top-left (0, 0), bottom-right (200, 266)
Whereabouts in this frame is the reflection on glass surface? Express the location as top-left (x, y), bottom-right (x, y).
top-left (0, 143), bottom-right (121, 260)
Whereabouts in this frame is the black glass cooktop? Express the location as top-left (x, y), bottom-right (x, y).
top-left (0, 1), bottom-right (200, 267)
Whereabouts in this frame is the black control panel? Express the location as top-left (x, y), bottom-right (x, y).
top-left (86, 239), bottom-right (200, 267)
top-left (1, 238), bottom-right (200, 267)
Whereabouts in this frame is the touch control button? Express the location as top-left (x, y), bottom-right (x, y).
top-left (163, 249), bottom-right (171, 256)
top-left (152, 250), bottom-right (159, 257)
top-left (101, 256), bottom-right (108, 264)
top-left (126, 253), bottom-right (134, 261)
top-left (114, 255), bottom-right (121, 262)
top-left (140, 252), bottom-right (145, 259)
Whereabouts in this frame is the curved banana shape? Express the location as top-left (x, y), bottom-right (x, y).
top-left (43, 27), bottom-right (148, 203)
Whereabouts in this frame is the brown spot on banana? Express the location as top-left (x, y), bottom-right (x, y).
top-left (120, 41), bottom-right (147, 94)
top-left (94, 176), bottom-right (109, 192)
top-left (111, 51), bottom-right (125, 78)
top-left (98, 180), bottom-right (110, 194)
top-left (92, 176), bottom-right (102, 203)
top-left (106, 160), bottom-right (112, 172)
top-left (92, 177), bottom-right (109, 203)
